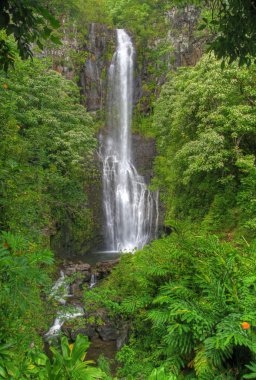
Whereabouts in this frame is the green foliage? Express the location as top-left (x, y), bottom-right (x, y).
top-left (97, 355), bottom-right (112, 379)
top-left (0, 334), bottom-right (105, 379)
top-left (85, 234), bottom-right (256, 378)
top-left (0, 57), bottom-right (97, 248)
top-left (0, 342), bottom-right (19, 379)
top-left (0, 15), bottom-right (100, 379)
top-left (0, 30), bottom-right (17, 71)
top-left (45, 334), bottom-right (103, 380)
top-left (149, 367), bottom-right (177, 380)
top-left (207, 0), bottom-right (256, 66)
top-left (244, 362), bottom-right (256, 379)
top-left (0, 0), bottom-right (61, 71)
top-left (236, 155), bottom-right (256, 232)
top-left (0, 231), bottom-right (54, 366)
top-left (152, 54), bottom-right (256, 236)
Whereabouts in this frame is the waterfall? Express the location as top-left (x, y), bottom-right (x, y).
top-left (101, 29), bottom-right (158, 252)
top-left (89, 274), bottom-right (97, 288)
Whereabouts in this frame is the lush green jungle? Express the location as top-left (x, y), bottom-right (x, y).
top-left (0, 0), bottom-right (256, 379)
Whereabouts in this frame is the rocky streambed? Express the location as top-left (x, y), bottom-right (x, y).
top-left (45, 257), bottom-right (129, 365)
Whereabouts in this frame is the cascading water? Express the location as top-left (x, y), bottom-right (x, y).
top-left (101, 29), bottom-right (159, 252)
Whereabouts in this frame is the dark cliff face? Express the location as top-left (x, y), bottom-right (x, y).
top-left (80, 7), bottom-right (204, 113)
top-left (80, 23), bottom-right (116, 112)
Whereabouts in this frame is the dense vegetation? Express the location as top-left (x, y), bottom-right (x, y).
top-left (85, 234), bottom-right (256, 378)
top-left (152, 55), bottom-right (256, 237)
top-left (0, 57), bottom-right (96, 248)
top-left (0, 232), bottom-right (53, 364)
top-left (0, 0), bottom-right (256, 379)
top-left (0, 37), bottom-right (100, 379)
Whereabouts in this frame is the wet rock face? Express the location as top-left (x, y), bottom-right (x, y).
top-left (80, 23), bottom-right (116, 111)
top-left (96, 319), bottom-right (130, 348)
top-left (96, 322), bottom-right (119, 341)
top-left (63, 311), bottom-right (129, 352)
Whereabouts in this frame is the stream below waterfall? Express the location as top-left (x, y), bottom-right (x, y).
top-left (44, 252), bottom-right (122, 370)
top-left (45, 251), bottom-right (120, 339)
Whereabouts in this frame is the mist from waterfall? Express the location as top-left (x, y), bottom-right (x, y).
top-left (101, 29), bottom-right (158, 252)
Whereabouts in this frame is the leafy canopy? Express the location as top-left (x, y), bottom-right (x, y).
top-left (0, 0), bottom-right (61, 71)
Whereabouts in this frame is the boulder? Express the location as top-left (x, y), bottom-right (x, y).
top-left (70, 325), bottom-right (97, 341)
top-left (95, 259), bottom-right (119, 280)
top-left (96, 322), bottom-right (119, 341)
top-left (116, 323), bottom-right (130, 350)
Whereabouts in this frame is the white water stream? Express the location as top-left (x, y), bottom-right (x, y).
top-left (101, 29), bottom-right (159, 252)
top-left (45, 271), bottom-right (98, 339)
top-left (45, 272), bottom-right (84, 339)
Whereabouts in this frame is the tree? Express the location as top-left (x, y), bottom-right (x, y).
top-left (0, 0), bottom-right (60, 71)
top-left (152, 54), bottom-right (256, 235)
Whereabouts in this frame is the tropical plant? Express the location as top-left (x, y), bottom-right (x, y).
top-left (0, 342), bottom-right (19, 379)
top-left (44, 334), bottom-right (103, 380)
top-left (244, 362), bottom-right (256, 379)
top-left (149, 367), bottom-right (177, 380)
top-left (0, 335), bottom-right (104, 379)
top-left (0, 232), bottom-right (54, 354)
top-left (85, 234), bottom-right (256, 378)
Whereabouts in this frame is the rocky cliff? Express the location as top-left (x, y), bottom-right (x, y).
top-left (80, 23), bottom-right (116, 111)
top-left (166, 6), bottom-right (204, 69)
